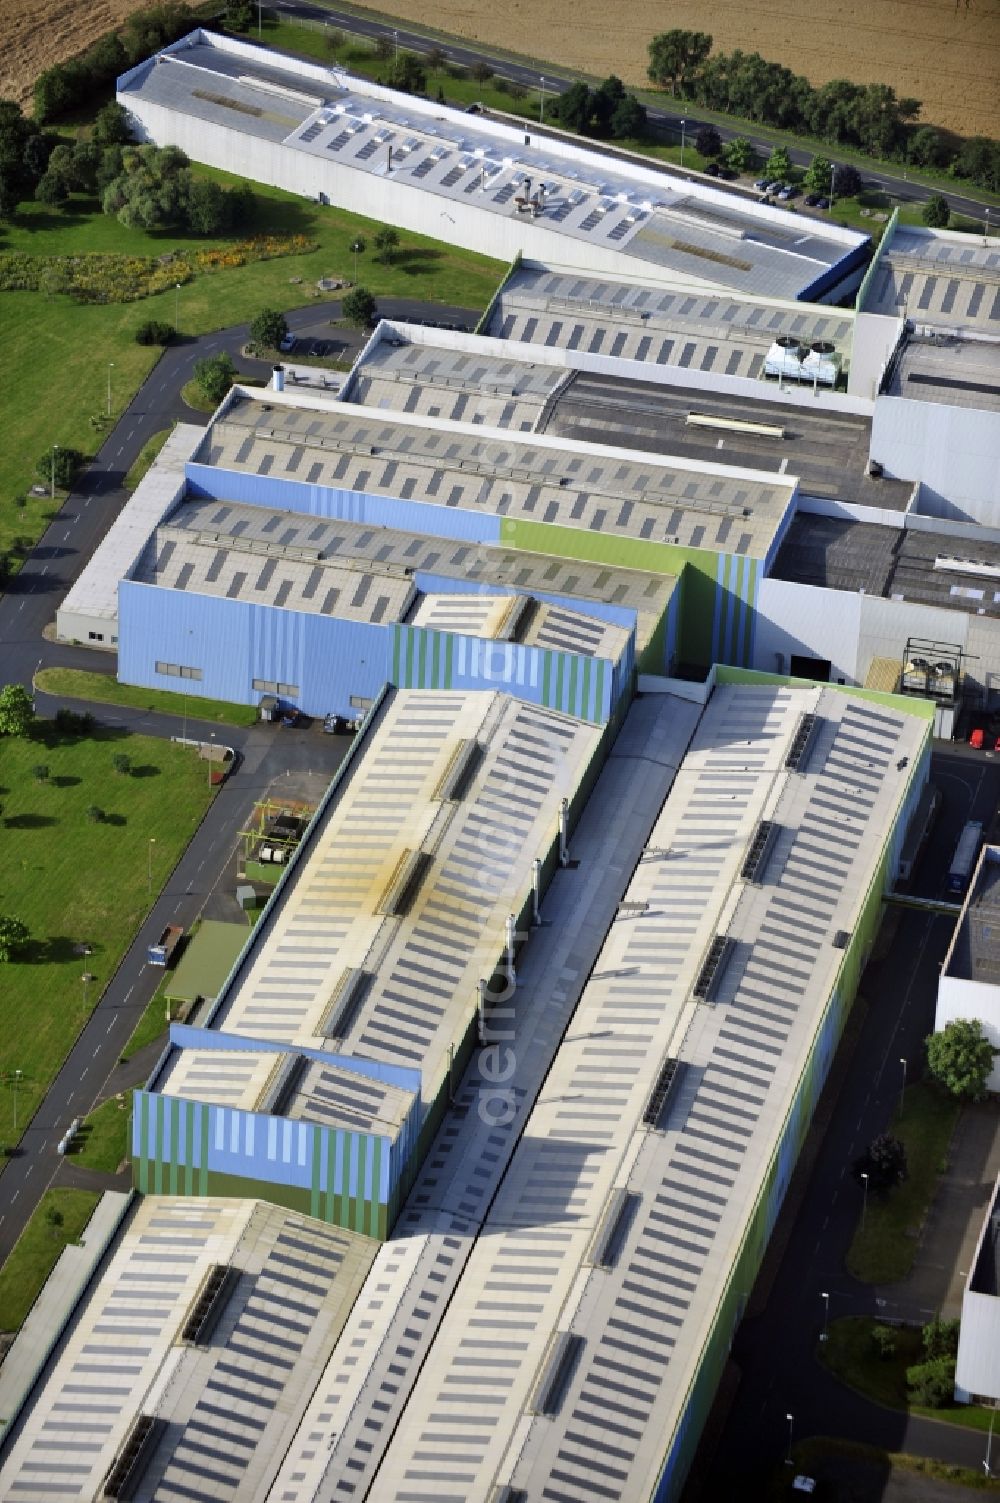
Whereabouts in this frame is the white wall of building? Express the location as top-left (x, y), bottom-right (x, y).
top-left (871, 398), bottom-right (1000, 523)
top-left (935, 976), bottom-right (1000, 1094)
top-left (849, 311), bottom-right (904, 401)
top-left (956, 1286), bottom-right (1000, 1403)
top-left (754, 578), bottom-right (862, 680)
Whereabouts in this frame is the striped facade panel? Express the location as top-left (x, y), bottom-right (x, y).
top-left (390, 624), bottom-right (615, 722)
top-left (118, 581), bottom-right (389, 717)
top-left (184, 465), bottom-right (503, 546)
top-left (711, 555), bottom-right (760, 667)
top-left (653, 726), bottom-right (929, 1502)
top-left (131, 1091), bottom-right (395, 1238)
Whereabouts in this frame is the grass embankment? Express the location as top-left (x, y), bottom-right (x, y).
top-left (0, 1189), bottom-right (100, 1334)
top-left (0, 719), bottom-right (214, 1146)
top-left (124, 426), bottom-right (173, 490)
top-left (0, 152), bottom-right (501, 561)
top-left (820, 1317), bottom-right (999, 1433)
top-left (35, 667), bottom-right (259, 726)
top-left (74, 1093), bottom-right (131, 1174)
top-left (846, 1082), bottom-right (961, 1283)
top-left (768, 1436), bottom-right (1000, 1499)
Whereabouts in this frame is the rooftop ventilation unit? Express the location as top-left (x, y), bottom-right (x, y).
top-left (180, 1263), bottom-right (239, 1347)
top-left (643, 1057), bottom-right (681, 1126)
top-left (529, 1332), bottom-right (584, 1415)
top-left (785, 712), bottom-right (820, 772)
top-left (377, 848), bottom-right (433, 917)
top-left (741, 819), bottom-right (779, 884)
top-left (588, 1188), bottom-right (640, 1268)
top-left (256, 1052), bottom-right (308, 1115)
top-left (497, 594), bottom-right (539, 643)
top-left (100, 1414), bottom-right (166, 1500)
top-left (320, 967), bottom-right (375, 1038)
top-left (433, 738), bottom-right (483, 803)
top-left (693, 935), bottom-right (734, 1002)
top-left (490, 1489), bottom-right (528, 1503)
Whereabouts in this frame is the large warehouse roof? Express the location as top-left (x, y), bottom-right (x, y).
top-left (772, 512), bottom-right (1000, 618)
top-left (198, 391), bottom-right (794, 558)
top-left (344, 338), bottom-right (564, 431)
top-left (119, 31), bottom-right (866, 301)
top-left (886, 332), bottom-right (1000, 414)
top-left (862, 225), bottom-right (1000, 334)
top-left (201, 687), bottom-right (602, 1108)
top-left (488, 262), bottom-right (854, 381)
top-left (0, 1196), bottom-right (376, 1503)
top-left (365, 681), bottom-right (929, 1500)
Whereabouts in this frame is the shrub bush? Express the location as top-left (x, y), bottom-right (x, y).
top-left (135, 319), bottom-right (175, 346)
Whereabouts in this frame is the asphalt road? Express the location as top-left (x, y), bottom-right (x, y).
top-left (701, 748), bottom-right (1000, 1494)
top-left (0, 293), bottom-right (476, 1263)
top-left (276, 0), bottom-right (995, 224)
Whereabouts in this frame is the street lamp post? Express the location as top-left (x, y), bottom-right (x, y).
top-left (830, 162), bottom-right (837, 212)
top-left (986, 1402), bottom-right (996, 1477)
top-left (539, 77), bottom-right (546, 125)
top-left (107, 361), bottom-right (114, 419)
top-left (785, 1412), bottom-right (794, 1466)
top-left (208, 732), bottom-right (216, 788)
top-left (50, 444), bottom-right (58, 501)
top-left (986, 206), bottom-right (992, 246)
top-left (257, 0), bottom-right (262, 39)
top-left (393, 28), bottom-right (398, 60)
top-left (820, 1290), bottom-right (830, 1342)
top-left (899, 1056), bottom-right (908, 1115)
top-left (680, 118), bottom-right (686, 169)
top-left (11, 1069), bottom-right (22, 1132)
top-left (147, 836), bottom-right (156, 896)
top-left (861, 1170), bottom-right (870, 1229)
top-left (174, 281), bottom-right (181, 332)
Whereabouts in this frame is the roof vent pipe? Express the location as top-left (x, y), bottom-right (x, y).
top-left (271, 365), bottom-right (285, 393)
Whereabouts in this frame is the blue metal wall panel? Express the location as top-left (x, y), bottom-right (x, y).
top-left (118, 581), bottom-right (389, 717)
top-left (184, 465), bottom-right (503, 546)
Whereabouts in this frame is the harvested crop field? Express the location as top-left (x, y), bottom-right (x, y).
top-left (354, 0), bottom-right (1000, 139)
top-left (0, 0), bottom-right (197, 112)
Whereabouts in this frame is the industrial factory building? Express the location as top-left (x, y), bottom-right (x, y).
top-left (0, 676), bottom-right (933, 1502)
top-left (117, 29), bottom-right (870, 302)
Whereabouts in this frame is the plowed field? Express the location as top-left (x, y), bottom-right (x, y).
top-left (355, 0), bottom-right (1000, 139)
top-left (0, 0), bottom-right (195, 112)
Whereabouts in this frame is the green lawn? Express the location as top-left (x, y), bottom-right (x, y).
top-left (124, 426), bottom-right (173, 491)
top-left (0, 720), bottom-right (215, 1146)
top-left (0, 156), bottom-right (502, 558)
top-left (121, 989), bottom-right (173, 1062)
top-left (0, 1189), bottom-right (101, 1334)
top-left (73, 1093), bottom-right (131, 1174)
top-left (819, 1317), bottom-right (999, 1433)
top-left (846, 1082), bottom-right (961, 1283)
top-left (34, 667), bottom-right (259, 726)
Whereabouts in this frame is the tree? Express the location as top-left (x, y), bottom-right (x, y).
top-left (113, 753), bottom-right (132, 776)
top-left (194, 352), bottom-right (237, 404)
top-left (610, 94), bottom-right (647, 142)
top-left (35, 447), bottom-right (82, 491)
top-left (249, 308), bottom-right (288, 355)
top-left (765, 145), bottom-right (792, 180)
top-left (0, 915), bottom-right (30, 961)
top-left (0, 683), bottom-right (33, 738)
top-left (647, 30), bottom-right (713, 96)
top-left (92, 101), bottom-right (132, 148)
top-left (906, 1357), bottom-right (955, 1408)
top-left (927, 1018), bottom-right (998, 1100)
top-left (591, 75), bottom-right (625, 136)
top-left (724, 135), bottom-right (756, 175)
top-left (854, 1133), bottom-right (907, 1192)
top-left (44, 1204), bottom-right (65, 1240)
top-left (0, 99), bottom-right (50, 209)
top-left (373, 35), bottom-right (393, 61)
top-left (34, 169), bottom-right (70, 209)
top-left (871, 1325), bottom-right (897, 1360)
top-left (342, 286), bottom-right (377, 327)
top-left (831, 162), bottom-right (862, 199)
top-left (387, 51), bottom-right (427, 94)
top-left (470, 60), bottom-right (494, 84)
top-left (186, 178), bottom-right (231, 235)
top-left (326, 27), bottom-right (348, 59)
top-left (135, 319), bottom-right (174, 346)
top-left (803, 154), bottom-right (833, 195)
top-left (922, 193), bottom-right (950, 228)
top-left (695, 125), bottom-right (722, 159)
top-left (225, 0), bottom-right (254, 28)
top-left (922, 1317), bottom-right (960, 1362)
top-left (86, 805), bottom-right (104, 823)
top-left (32, 764), bottom-right (49, 782)
top-left (554, 81), bottom-right (593, 134)
top-left (952, 136), bottom-right (1000, 193)
top-left (908, 126), bottom-right (947, 170)
top-left (373, 226), bottom-right (400, 265)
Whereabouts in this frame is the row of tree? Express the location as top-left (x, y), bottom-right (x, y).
top-left (33, 2), bottom-right (194, 123)
top-left (549, 76), bottom-right (647, 142)
top-left (647, 29), bottom-right (1000, 192)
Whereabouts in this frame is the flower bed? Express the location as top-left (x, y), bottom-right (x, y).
top-left (0, 235), bottom-right (316, 303)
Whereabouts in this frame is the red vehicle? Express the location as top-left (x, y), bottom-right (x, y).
top-left (970, 728), bottom-right (985, 749)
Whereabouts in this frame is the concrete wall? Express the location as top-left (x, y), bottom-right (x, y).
top-left (935, 976), bottom-right (1000, 1094)
top-left (956, 1288), bottom-right (1000, 1402)
top-left (755, 578), bottom-right (861, 681)
top-left (848, 311), bottom-right (904, 401)
top-left (871, 398), bottom-right (1000, 522)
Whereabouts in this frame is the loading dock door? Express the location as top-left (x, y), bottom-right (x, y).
top-left (789, 655), bottom-right (831, 683)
